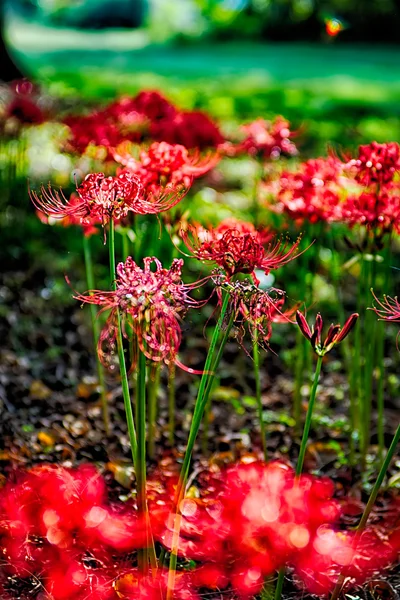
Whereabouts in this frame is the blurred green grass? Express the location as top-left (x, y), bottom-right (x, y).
top-left (7, 15), bottom-right (400, 155)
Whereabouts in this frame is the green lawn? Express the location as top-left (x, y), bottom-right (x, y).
top-left (6, 13), bottom-right (400, 154)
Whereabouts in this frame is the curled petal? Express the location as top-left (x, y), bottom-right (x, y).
top-left (296, 311), bottom-right (312, 341)
top-left (335, 313), bottom-right (359, 343)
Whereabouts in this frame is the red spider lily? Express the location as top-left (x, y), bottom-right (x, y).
top-left (36, 193), bottom-right (102, 238)
top-left (232, 116), bottom-right (298, 159)
top-left (182, 223), bottom-right (302, 282)
top-left (112, 140), bottom-right (219, 194)
top-left (1, 79), bottom-right (46, 130)
top-left (210, 217), bottom-right (274, 245)
top-left (31, 172), bottom-right (187, 234)
top-left (107, 90), bottom-right (177, 122)
top-left (237, 287), bottom-right (297, 350)
top-left (340, 190), bottom-right (400, 234)
top-left (296, 311), bottom-right (359, 356)
top-left (73, 256), bottom-right (207, 371)
top-left (294, 526), bottom-right (397, 596)
top-left (150, 110), bottom-right (225, 150)
top-left (371, 291), bottom-right (400, 322)
top-left (152, 461), bottom-right (341, 593)
top-left (63, 111), bottom-right (124, 156)
top-left (273, 156), bottom-right (343, 224)
top-left (345, 141), bottom-right (400, 187)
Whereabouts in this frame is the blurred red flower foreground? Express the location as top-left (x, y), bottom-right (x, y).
top-left (0, 462), bottom-right (398, 599)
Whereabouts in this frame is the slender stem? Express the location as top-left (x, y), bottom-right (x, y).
top-left (122, 229), bottom-right (130, 260)
top-left (202, 308), bottom-right (236, 455)
top-left (362, 258), bottom-right (375, 465)
top-left (253, 329), bottom-right (267, 461)
top-left (147, 363), bottom-right (160, 460)
top-left (83, 235), bottom-right (109, 435)
top-left (166, 291), bottom-right (232, 599)
top-left (352, 253), bottom-right (365, 455)
top-left (168, 365), bottom-right (176, 447)
top-left (108, 220), bottom-right (137, 464)
top-left (330, 422), bottom-right (400, 600)
top-left (136, 349), bottom-right (149, 574)
top-left (296, 354), bottom-right (323, 477)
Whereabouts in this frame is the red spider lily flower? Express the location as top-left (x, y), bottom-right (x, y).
top-left (296, 311), bottom-right (358, 356)
top-left (31, 172), bottom-right (187, 235)
top-left (113, 140), bottom-right (219, 194)
top-left (122, 89), bottom-right (177, 121)
top-left (345, 141), bottom-right (400, 187)
top-left (371, 290), bottom-right (400, 322)
top-left (273, 157), bottom-right (343, 224)
top-left (182, 223), bottom-right (302, 282)
top-left (36, 193), bottom-right (102, 238)
top-left (150, 110), bottom-right (225, 150)
top-left (294, 526), bottom-right (397, 596)
top-left (238, 288), bottom-right (297, 350)
top-left (340, 190), bottom-right (400, 234)
top-left (73, 256), bottom-right (206, 371)
top-left (211, 216), bottom-right (274, 245)
top-left (234, 116), bottom-right (298, 159)
top-left (63, 111), bottom-right (124, 156)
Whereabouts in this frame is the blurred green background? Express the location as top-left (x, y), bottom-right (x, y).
top-left (4, 0), bottom-right (400, 157)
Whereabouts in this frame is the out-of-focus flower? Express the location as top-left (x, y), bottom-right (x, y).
top-left (182, 223), bottom-right (302, 283)
top-left (113, 140), bottom-right (219, 194)
top-left (294, 526), bottom-right (397, 595)
top-left (345, 142), bottom-right (400, 187)
top-left (150, 110), bottom-right (225, 150)
top-left (63, 111), bottom-right (123, 156)
top-left (232, 116), bottom-right (298, 159)
top-left (112, 90), bottom-right (177, 122)
top-left (339, 190), bottom-right (400, 235)
top-left (115, 568), bottom-right (199, 600)
top-left (273, 157), bottom-right (343, 224)
top-left (73, 256), bottom-right (206, 371)
top-left (296, 311), bottom-right (358, 356)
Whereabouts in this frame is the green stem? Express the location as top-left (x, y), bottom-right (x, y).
top-left (147, 363), bottom-right (160, 460)
top-left (108, 220), bottom-right (137, 464)
top-left (296, 354), bottom-right (323, 477)
top-left (362, 258), bottom-right (376, 464)
top-left (136, 349), bottom-right (149, 574)
top-left (166, 291), bottom-right (232, 599)
top-left (351, 253), bottom-right (365, 455)
top-left (83, 235), bottom-right (109, 435)
top-left (202, 308), bottom-right (236, 455)
top-left (330, 422), bottom-right (400, 600)
top-left (253, 329), bottom-right (267, 461)
top-left (274, 570), bottom-right (285, 600)
top-left (168, 365), bottom-right (176, 447)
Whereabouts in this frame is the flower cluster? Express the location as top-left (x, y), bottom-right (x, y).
top-left (273, 156), bottom-right (343, 224)
top-left (232, 116), bottom-right (298, 159)
top-left (74, 256), bottom-right (204, 371)
top-left (345, 141), bottom-right (400, 187)
top-left (62, 90), bottom-right (225, 156)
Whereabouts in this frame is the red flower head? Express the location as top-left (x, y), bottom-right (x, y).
top-left (370, 290), bottom-right (400, 345)
top-left (113, 140), bottom-right (218, 194)
top-left (274, 156), bottom-right (343, 224)
top-left (340, 190), bottom-right (400, 234)
top-left (236, 116), bottom-right (298, 159)
top-left (345, 141), bottom-right (400, 187)
top-left (74, 256), bottom-right (205, 371)
top-left (296, 311), bottom-right (358, 356)
top-left (129, 89), bottom-right (177, 121)
top-left (115, 568), bottom-right (199, 600)
top-left (63, 111), bottom-right (123, 156)
top-left (150, 110), bottom-right (225, 150)
top-left (182, 223), bottom-right (302, 283)
top-left (31, 171), bottom-right (187, 235)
